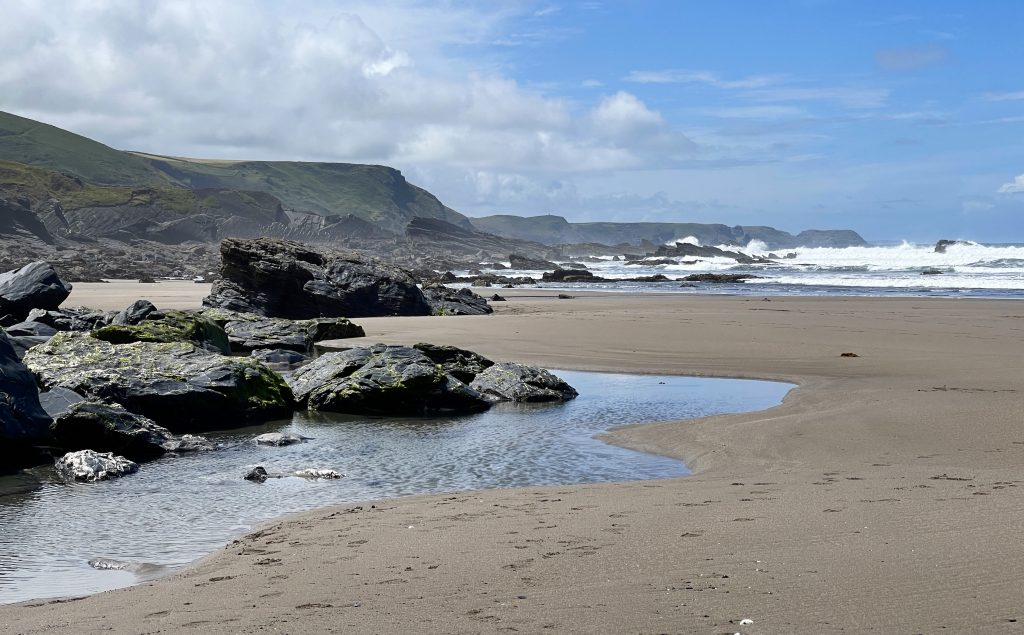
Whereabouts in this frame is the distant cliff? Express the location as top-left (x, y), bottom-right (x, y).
top-left (470, 215), bottom-right (868, 249)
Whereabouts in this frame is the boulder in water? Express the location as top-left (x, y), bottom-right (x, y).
top-left (469, 362), bottom-right (579, 403)
top-left (50, 401), bottom-right (174, 462)
top-left (287, 344), bottom-right (490, 416)
top-left (55, 450), bottom-right (139, 482)
top-left (254, 432), bottom-right (309, 446)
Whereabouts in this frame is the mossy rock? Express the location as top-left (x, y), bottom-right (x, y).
top-left (91, 310), bottom-right (230, 353)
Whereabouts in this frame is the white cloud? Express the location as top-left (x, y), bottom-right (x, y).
top-left (0, 0), bottom-right (692, 173)
top-left (625, 69), bottom-right (781, 89)
top-left (982, 91), bottom-right (1024, 102)
top-left (997, 174), bottom-right (1024, 194)
top-left (744, 87), bottom-right (889, 109)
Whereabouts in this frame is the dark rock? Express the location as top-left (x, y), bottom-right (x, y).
top-left (631, 274), bottom-right (671, 282)
top-left (470, 279), bottom-right (492, 288)
top-left (469, 362), bottom-right (578, 403)
top-left (509, 254), bottom-right (559, 271)
top-left (557, 262), bottom-right (589, 270)
top-left (203, 238), bottom-right (431, 318)
top-left (24, 332), bottom-right (293, 432)
top-left (50, 401), bottom-right (174, 462)
top-left (625, 258), bottom-right (676, 266)
top-left (4, 320), bottom-right (58, 337)
top-left (934, 239), bottom-right (971, 254)
top-left (201, 309), bottom-right (364, 353)
top-left (92, 309), bottom-right (230, 354)
top-left (681, 273), bottom-right (762, 283)
top-left (137, 276), bottom-right (157, 284)
top-left (254, 432), bottom-right (309, 446)
top-left (25, 307), bottom-right (111, 331)
top-left (921, 268), bottom-right (945, 275)
top-left (490, 294), bottom-right (506, 302)
top-left (244, 466), bottom-right (269, 482)
top-left (0, 331), bottom-right (52, 468)
top-left (0, 261), bottom-right (73, 322)
top-left (250, 348), bottom-right (312, 371)
top-left (784, 252), bottom-right (797, 259)
top-left (55, 450), bottom-right (138, 482)
top-left (38, 386), bottom-right (87, 418)
top-left (287, 344), bottom-right (490, 416)
top-left (6, 335), bottom-right (51, 361)
top-left (557, 294), bottom-right (574, 299)
top-left (111, 300), bottom-right (157, 325)
top-left (542, 269), bottom-right (602, 282)
top-left (422, 286), bottom-right (493, 316)
top-left (413, 343), bottom-right (495, 383)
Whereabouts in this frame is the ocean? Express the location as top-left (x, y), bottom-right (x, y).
top-left (471, 240), bottom-right (1024, 299)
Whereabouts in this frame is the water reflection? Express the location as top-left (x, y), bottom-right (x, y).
top-left (0, 371), bottom-right (791, 604)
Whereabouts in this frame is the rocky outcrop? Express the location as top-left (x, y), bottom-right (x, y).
top-left (0, 261), bottom-right (72, 324)
top-left (542, 269), bottom-right (603, 282)
top-left (49, 401), bottom-right (174, 462)
top-left (0, 331), bottom-right (52, 468)
top-left (287, 344), bottom-right (491, 416)
top-left (55, 450), bottom-right (138, 482)
top-left (934, 239), bottom-right (972, 254)
top-left (24, 307), bottom-right (111, 332)
top-left (509, 254), bottom-right (560, 271)
top-left (469, 362), bottom-right (579, 403)
top-left (202, 238), bottom-right (431, 318)
top-left (421, 286), bottom-right (493, 316)
top-left (24, 332), bottom-right (293, 432)
top-left (412, 343), bottom-right (495, 383)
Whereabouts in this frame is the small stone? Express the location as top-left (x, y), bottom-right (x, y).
top-left (244, 466), bottom-right (269, 483)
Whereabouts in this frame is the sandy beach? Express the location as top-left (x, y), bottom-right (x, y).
top-left (3, 287), bottom-right (1023, 633)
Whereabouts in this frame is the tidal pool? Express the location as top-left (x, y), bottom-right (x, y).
top-left (0, 370), bottom-right (792, 604)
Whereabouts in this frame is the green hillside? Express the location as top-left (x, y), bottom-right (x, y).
top-left (135, 154), bottom-right (470, 233)
top-left (0, 110), bottom-right (470, 232)
top-left (0, 111), bottom-right (168, 186)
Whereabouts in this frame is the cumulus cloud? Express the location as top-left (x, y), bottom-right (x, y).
top-left (997, 174), bottom-right (1024, 194)
top-left (874, 44), bottom-right (950, 72)
top-left (0, 0), bottom-right (693, 173)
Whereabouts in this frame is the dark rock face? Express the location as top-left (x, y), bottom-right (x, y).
top-left (244, 466), bottom-right (269, 482)
top-left (4, 320), bottom-right (58, 337)
top-left (421, 286), bottom-right (493, 316)
top-left (111, 300), bottom-right (157, 325)
top-left (0, 331), bottom-right (52, 468)
top-left (412, 343), bottom-right (495, 383)
top-left (0, 261), bottom-right (72, 323)
top-left (6, 334), bottom-right (52, 361)
top-left (91, 309), bottom-right (231, 354)
top-left (50, 401), bottom-right (174, 462)
top-left (202, 238), bottom-right (431, 318)
top-left (288, 344), bottom-right (491, 416)
top-left (469, 362), bottom-right (579, 403)
top-left (24, 332), bottom-right (293, 432)
top-left (934, 239), bottom-right (971, 254)
top-left (508, 254), bottom-right (559, 271)
top-left (201, 309), bottom-right (365, 353)
top-left (681, 273), bottom-right (762, 283)
top-left (55, 450), bottom-right (138, 482)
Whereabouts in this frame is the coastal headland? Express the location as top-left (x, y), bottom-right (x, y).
top-left (3, 287), bottom-right (1022, 633)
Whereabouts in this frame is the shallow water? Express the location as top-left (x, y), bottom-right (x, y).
top-left (0, 370), bottom-right (791, 604)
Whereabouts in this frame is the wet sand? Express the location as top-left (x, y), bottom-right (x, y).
top-left (4, 288), bottom-right (1023, 633)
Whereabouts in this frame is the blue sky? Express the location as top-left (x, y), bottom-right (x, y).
top-left (2, 1), bottom-right (1023, 241)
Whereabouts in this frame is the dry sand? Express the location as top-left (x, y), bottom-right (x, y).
top-left (3, 288), bottom-right (1023, 633)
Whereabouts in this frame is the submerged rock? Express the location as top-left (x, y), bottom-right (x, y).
top-left (24, 332), bottom-right (293, 432)
top-left (288, 344), bottom-right (491, 416)
top-left (244, 465), bottom-right (269, 482)
top-left (254, 432), bottom-right (309, 446)
top-left (163, 434), bottom-right (216, 453)
top-left (469, 362), bottom-right (579, 403)
top-left (293, 468), bottom-right (342, 479)
top-left (0, 261), bottom-right (72, 324)
top-left (203, 238), bottom-right (431, 318)
top-left (50, 401), bottom-right (174, 462)
top-left (55, 450), bottom-right (138, 482)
